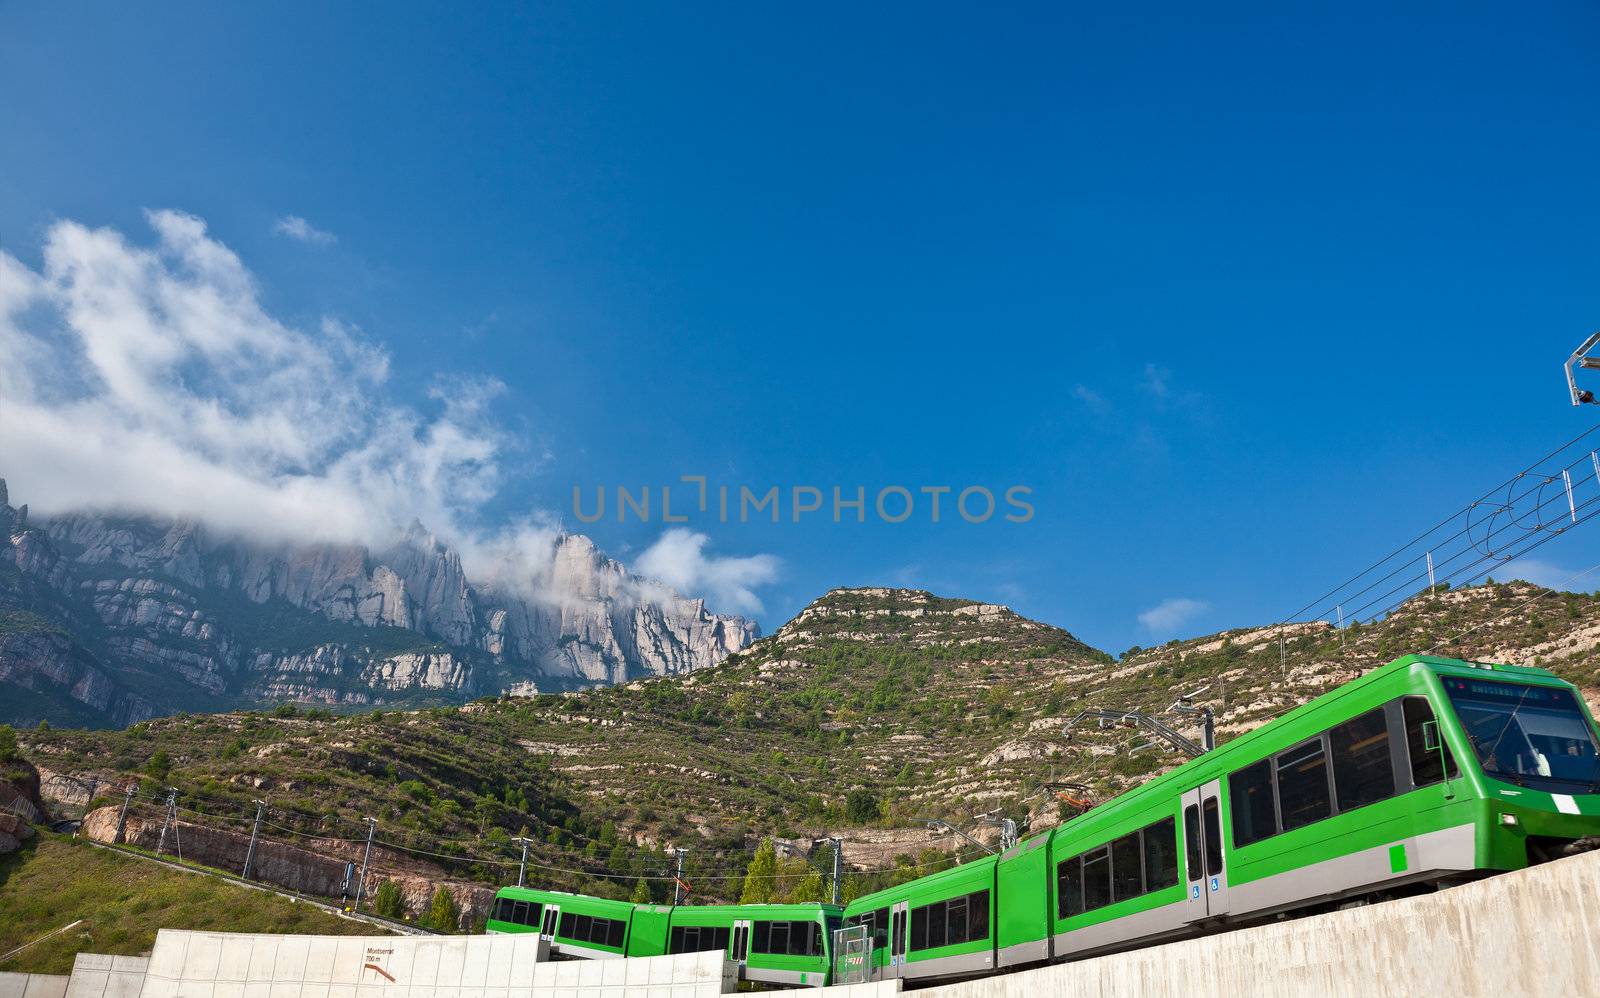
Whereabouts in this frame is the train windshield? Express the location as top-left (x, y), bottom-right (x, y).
top-left (1441, 676), bottom-right (1600, 794)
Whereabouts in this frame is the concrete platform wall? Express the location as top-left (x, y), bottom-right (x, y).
top-left (0, 973), bottom-right (68, 998)
top-left (64, 955), bottom-right (148, 998)
top-left (922, 846), bottom-right (1600, 998)
top-left (135, 930), bottom-right (732, 998)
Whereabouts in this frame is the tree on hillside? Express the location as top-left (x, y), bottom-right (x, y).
top-left (845, 789), bottom-right (879, 824)
top-left (630, 877), bottom-right (651, 904)
top-left (427, 887), bottom-right (459, 932)
top-left (373, 881), bottom-right (405, 919)
top-left (787, 870), bottom-right (824, 904)
top-left (739, 839), bottom-right (776, 904)
top-left (0, 724), bottom-right (17, 762)
top-left (144, 749), bottom-right (171, 782)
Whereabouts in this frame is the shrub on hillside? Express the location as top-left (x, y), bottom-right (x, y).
top-left (372, 881), bottom-right (405, 919)
top-left (427, 887), bottom-right (459, 932)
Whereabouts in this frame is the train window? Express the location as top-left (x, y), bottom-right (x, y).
top-left (1201, 798), bottom-right (1223, 877)
top-left (752, 921), bottom-right (769, 953)
top-left (1111, 833), bottom-right (1143, 902)
top-left (909, 906), bottom-right (927, 952)
top-left (768, 921), bottom-right (790, 955)
top-left (872, 908), bottom-right (888, 949)
top-left (673, 924), bottom-right (728, 954)
top-left (1276, 739), bottom-right (1333, 832)
top-left (1229, 759), bottom-right (1277, 846)
top-left (1184, 804), bottom-right (1201, 879)
top-left (1143, 817), bottom-right (1179, 891)
top-left (1056, 855), bottom-right (1084, 918)
top-left (925, 901), bottom-right (946, 949)
top-left (968, 891), bottom-right (989, 941)
top-left (1331, 708), bottom-right (1396, 811)
top-left (945, 896), bottom-right (967, 946)
top-left (607, 919), bottom-right (625, 948)
top-left (1404, 697), bottom-right (1459, 787)
top-left (1082, 846), bottom-right (1113, 911)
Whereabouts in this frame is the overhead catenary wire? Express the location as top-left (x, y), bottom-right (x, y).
top-left (1277, 420), bottom-right (1600, 626)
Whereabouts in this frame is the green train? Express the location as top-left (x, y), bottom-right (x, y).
top-left (490, 654), bottom-right (1600, 988)
top-left (486, 888), bottom-right (841, 988)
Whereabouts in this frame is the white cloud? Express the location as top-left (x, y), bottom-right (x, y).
top-left (0, 210), bottom-right (776, 614)
top-left (635, 528), bottom-right (779, 615)
top-left (273, 214), bottom-right (336, 245)
top-left (1142, 363), bottom-right (1170, 399)
top-left (1072, 384), bottom-right (1109, 410)
top-left (1497, 558), bottom-right (1598, 593)
top-left (1138, 597), bottom-right (1209, 635)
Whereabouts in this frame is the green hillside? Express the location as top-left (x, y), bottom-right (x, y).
top-left (0, 833), bottom-right (384, 974)
top-left (19, 583), bottom-right (1600, 907)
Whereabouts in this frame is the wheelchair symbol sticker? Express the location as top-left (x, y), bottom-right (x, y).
top-left (1191, 885), bottom-right (1200, 898)
top-left (1209, 877), bottom-right (1219, 892)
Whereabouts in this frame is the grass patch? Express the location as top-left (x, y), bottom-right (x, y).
top-left (0, 832), bottom-right (385, 974)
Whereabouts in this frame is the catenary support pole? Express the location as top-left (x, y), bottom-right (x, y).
top-left (115, 783), bottom-right (135, 844)
top-left (355, 817), bottom-right (377, 912)
top-left (242, 800), bottom-right (265, 879)
top-left (156, 788), bottom-right (177, 855)
top-left (673, 848), bottom-right (686, 905)
top-left (514, 836), bottom-right (530, 887)
top-left (830, 837), bottom-right (843, 906)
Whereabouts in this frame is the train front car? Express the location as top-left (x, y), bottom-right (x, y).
top-left (1045, 653), bottom-right (1600, 966)
top-left (1432, 662), bottom-right (1600, 865)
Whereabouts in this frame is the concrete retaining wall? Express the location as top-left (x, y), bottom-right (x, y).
top-left (62, 955), bottom-right (147, 998)
top-left (135, 930), bottom-right (733, 998)
top-left (922, 846), bottom-right (1600, 998)
top-left (0, 973), bottom-right (68, 998)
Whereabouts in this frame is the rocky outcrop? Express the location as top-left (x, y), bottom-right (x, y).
top-left (0, 629), bottom-right (157, 726)
top-left (79, 806), bottom-right (493, 927)
top-left (1, 477), bottom-right (759, 726)
top-left (0, 812), bottom-right (33, 854)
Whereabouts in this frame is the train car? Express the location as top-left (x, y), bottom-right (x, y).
top-left (842, 653), bottom-right (1600, 985)
top-left (485, 887), bottom-right (633, 959)
top-left (657, 902), bottom-right (841, 988)
top-left (487, 888), bottom-right (841, 987)
top-left (842, 855), bottom-right (997, 984)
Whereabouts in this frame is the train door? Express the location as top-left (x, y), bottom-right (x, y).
top-left (540, 904), bottom-right (561, 944)
top-left (1181, 781), bottom-right (1231, 922)
top-left (885, 901), bottom-right (909, 980)
top-left (730, 920), bottom-right (751, 976)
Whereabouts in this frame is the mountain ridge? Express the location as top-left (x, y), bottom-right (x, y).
top-left (0, 478), bottom-right (758, 726)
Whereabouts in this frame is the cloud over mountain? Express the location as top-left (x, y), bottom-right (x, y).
top-left (0, 210), bottom-right (774, 611)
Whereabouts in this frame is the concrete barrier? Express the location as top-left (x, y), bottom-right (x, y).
top-left (921, 846), bottom-right (1600, 997)
top-left (0, 973), bottom-right (69, 998)
top-left (134, 929), bottom-right (733, 998)
top-left (63, 955), bottom-right (147, 998)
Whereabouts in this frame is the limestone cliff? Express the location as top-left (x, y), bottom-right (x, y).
top-left (0, 478), bottom-right (759, 726)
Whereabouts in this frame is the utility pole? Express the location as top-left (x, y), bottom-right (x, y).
top-left (354, 817), bottom-right (377, 913)
top-left (242, 800), bottom-right (265, 880)
top-left (156, 788), bottom-right (177, 855)
top-left (672, 848), bottom-right (687, 905)
top-left (829, 837), bottom-right (843, 906)
top-left (115, 784), bottom-right (135, 845)
top-left (513, 836), bottom-right (530, 887)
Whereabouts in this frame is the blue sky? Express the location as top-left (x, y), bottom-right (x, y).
top-left (3, 2), bottom-right (1599, 655)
